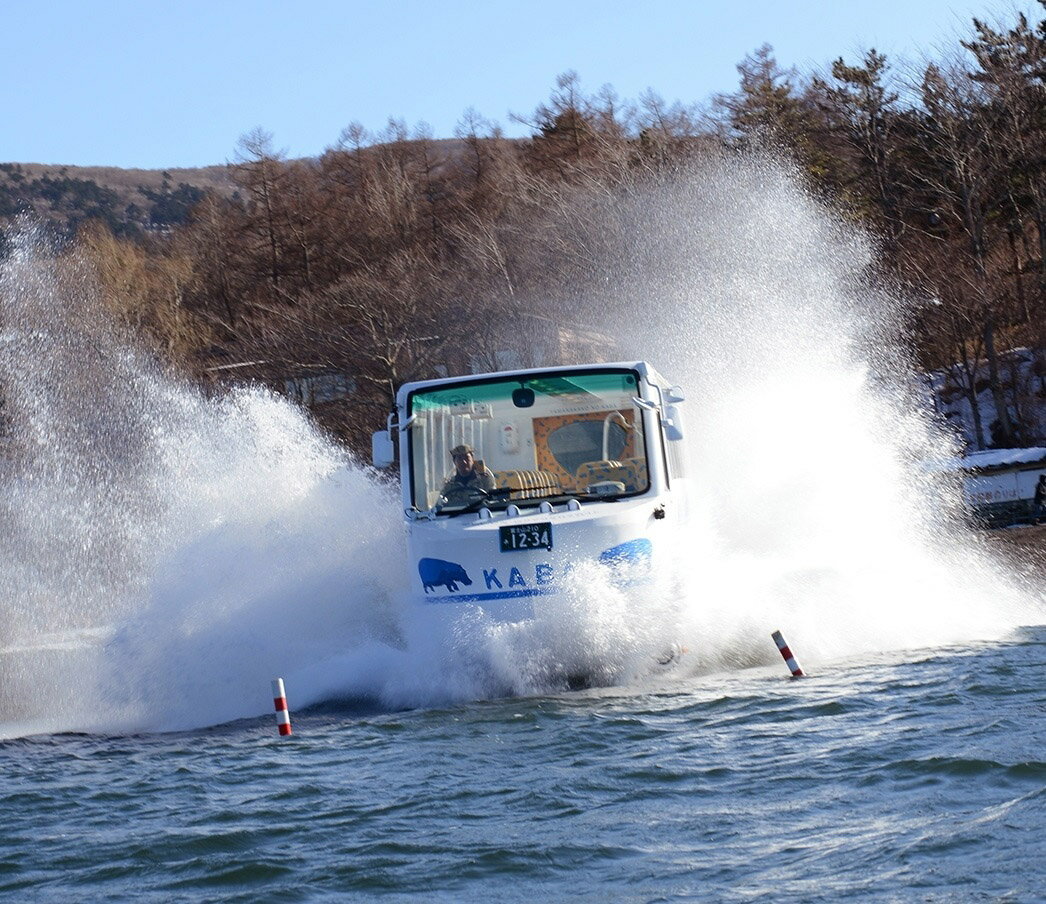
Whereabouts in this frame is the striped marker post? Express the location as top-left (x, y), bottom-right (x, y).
top-left (771, 630), bottom-right (805, 678)
top-left (272, 677), bottom-right (293, 736)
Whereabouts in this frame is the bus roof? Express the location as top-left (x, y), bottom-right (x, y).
top-left (396, 361), bottom-right (663, 406)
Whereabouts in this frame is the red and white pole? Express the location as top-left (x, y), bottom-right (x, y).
top-left (272, 677), bottom-right (292, 736)
top-left (771, 630), bottom-right (805, 678)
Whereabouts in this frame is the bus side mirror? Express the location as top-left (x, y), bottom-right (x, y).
top-left (372, 430), bottom-right (395, 468)
top-left (666, 386), bottom-right (685, 404)
top-left (664, 405), bottom-right (685, 442)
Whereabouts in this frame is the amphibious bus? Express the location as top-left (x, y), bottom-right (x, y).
top-left (372, 362), bottom-right (689, 619)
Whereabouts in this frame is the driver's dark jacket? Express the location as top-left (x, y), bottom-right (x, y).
top-left (440, 467), bottom-right (496, 505)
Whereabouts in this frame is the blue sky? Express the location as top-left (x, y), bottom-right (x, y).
top-left (1, 0), bottom-right (1039, 169)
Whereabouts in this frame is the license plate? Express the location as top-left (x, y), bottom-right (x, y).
top-left (499, 522), bottom-right (553, 552)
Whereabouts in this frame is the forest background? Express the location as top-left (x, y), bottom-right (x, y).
top-left (2, 3), bottom-right (1045, 456)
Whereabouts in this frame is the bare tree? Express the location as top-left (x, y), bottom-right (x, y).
top-left (917, 61), bottom-right (1017, 445)
top-left (232, 128), bottom-right (290, 299)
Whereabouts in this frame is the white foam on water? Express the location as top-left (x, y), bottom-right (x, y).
top-left (1, 155), bottom-right (1042, 737)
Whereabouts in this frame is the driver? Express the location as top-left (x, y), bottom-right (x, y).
top-left (440, 444), bottom-right (496, 506)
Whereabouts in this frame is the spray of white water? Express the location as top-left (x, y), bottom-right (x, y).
top-left (0, 228), bottom-right (405, 735)
top-left (572, 155), bottom-right (1043, 670)
top-left (0, 157), bottom-right (1041, 737)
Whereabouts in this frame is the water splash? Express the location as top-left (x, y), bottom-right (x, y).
top-left (1, 155), bottom-right (1042, 737)
top-left (0, 226), bottom-right (404, 734)
top-left (565, 154), bottom-right (1042, 669)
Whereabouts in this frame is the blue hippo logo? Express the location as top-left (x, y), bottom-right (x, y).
top-left (418, 558), bottom-right (473, 593)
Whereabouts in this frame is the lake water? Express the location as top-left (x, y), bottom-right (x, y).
top-left (3, 627), bottom-right (1043, 902)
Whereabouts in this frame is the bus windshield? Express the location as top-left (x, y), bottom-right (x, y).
top-left (407, 369), bottom-right (651, 513)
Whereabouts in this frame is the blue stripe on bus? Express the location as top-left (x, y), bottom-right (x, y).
top-left (422, 587), bottom-right (558, 604)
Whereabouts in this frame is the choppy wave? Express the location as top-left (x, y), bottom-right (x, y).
top-left (3, 631), bottom-right (1043, 900)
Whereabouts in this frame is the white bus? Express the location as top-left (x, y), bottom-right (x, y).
top-left (373, 362), bottom-right (690, 620)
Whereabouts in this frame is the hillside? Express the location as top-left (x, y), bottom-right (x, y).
top-left (0, 161), bottom-right (237, 238)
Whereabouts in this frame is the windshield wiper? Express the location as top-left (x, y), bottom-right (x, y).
top-left (555, 489), bottom-right (625, 504)
top-left (440, 487), bottom-right (514, 517)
